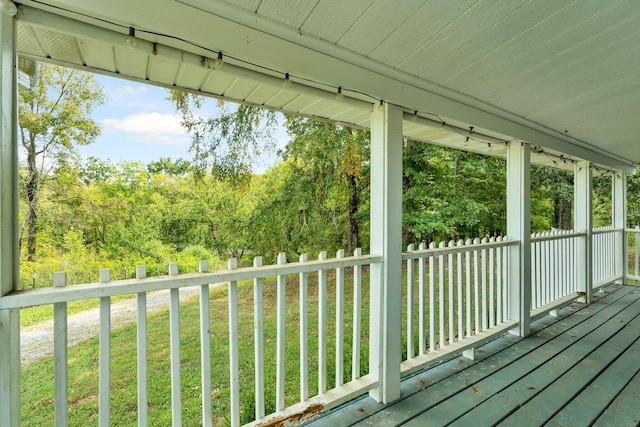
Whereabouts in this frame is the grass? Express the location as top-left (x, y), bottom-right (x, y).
top-left (21, 295), bottom-right (135, 328)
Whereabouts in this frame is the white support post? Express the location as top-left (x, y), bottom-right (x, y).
top-left (335, 249), bottom-right (345, 387)
top-left (99, 270), bottom-right (112, 427)
top-left (198, 261), bottom-right (212, 427)
top-left (136, 265), bottom-right (148, 427)
top-left (369, 102), bottom-right (402, 404)
top-left (168, 264), bottom-right (182, 427)
top-left (575, 161), bottom-right (593, 302)
top-left (253, 256), bottom-right (265, 419)
top-left (318, 251), bottom-right (327, 394)
top-left (612, 172), bottom-right (627, 284)
top-left (506, 142), bottom-right (531, 337)
top-left (299, 254), bottom-right (308, 401)
top-left (0, 8), bottom-right (20, 427)
top-left (53, 273), bottom-right (68, 426)
top-left (275, 253), bottom-right (286, 412)
top-left (351, 248), bottom-right (362, 380)
top-left (227, 259), bottom-right (240, 427)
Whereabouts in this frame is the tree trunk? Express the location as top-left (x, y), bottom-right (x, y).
top-left (554, 197), bottom-right (572, 230)
top-left (26, 145), bottom-right (40, 262)
top-left (347, 172), bottom-right (359, 255)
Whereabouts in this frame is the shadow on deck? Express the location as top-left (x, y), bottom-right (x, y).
top-left (305, 284), bottom-right (640, 427)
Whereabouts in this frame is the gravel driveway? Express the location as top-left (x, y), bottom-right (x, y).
top-left (20, 286), bottom-right (213, 365)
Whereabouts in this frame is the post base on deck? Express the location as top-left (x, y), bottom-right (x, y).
top-left (462, 348), bottom-right (476, 361)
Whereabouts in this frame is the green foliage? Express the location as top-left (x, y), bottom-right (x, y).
top-left (593, 175), bottom-right (613, 227)
top-left (169, 90), bottom-right (277, 180)
top-left (530, 166), bottom-right (573, 231)
top-left (151, 171), bottom-right (255, 259)
top-left (23, 144), bottom-right (625, 289)
top-left (21, 160), bottom-right (231, 288)
top-left (628, 174), bottom-right (640, 227)
top-left (248, 118), bottom-right (370, 260)
top-left (19, 64), bottom-right (105, 152)
top-left (146, 156), bottom-right (192, 176)
top-left (403, 142), bottom-right (506, 242)
top-left (18, 63), bottom-right (105, 261)
top-left (20, 90), bottom-right (629, 287)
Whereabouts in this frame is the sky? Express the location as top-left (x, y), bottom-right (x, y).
top-left (78, 74), bottom-right (287, 173)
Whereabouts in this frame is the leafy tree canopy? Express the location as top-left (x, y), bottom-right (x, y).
top-left (18, 63), bottom-right (105, 261)
top-left (169, 90), bottom-right (278, 181)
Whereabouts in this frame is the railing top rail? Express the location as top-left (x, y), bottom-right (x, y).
top-left (402, 238), bottom-right (517, 261)
top-left (531, 231), bottom-right (585, 242)
top-left (592, 227), bottom-right (623, 235)
top-left (0, 253), bottom-right (382, 310)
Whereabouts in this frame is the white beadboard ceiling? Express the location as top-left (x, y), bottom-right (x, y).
top-left (14, 0), bottom-right (640, 173)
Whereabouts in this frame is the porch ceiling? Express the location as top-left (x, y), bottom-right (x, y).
top-left (13, 0), bottom-right (640, 174)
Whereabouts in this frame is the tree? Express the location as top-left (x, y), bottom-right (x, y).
top-left (531, 166), bottom-right (573, 230)
top-left (18, 63), bottom-right (105, 261)
top-left (169, 91), bottom-right (277, 180)
top-left (79, 156), bottom-right (117, 184)
top-left (150, 171), bottom-right (254, 259)
top-left (628, 174), bottom-right (640, 227)
top-left (282, 117), bottom-right (369, 255)
top-left (403, 142), bottom-right (500, 243)
top-left (592, 174), bottom-right (613, 227)
top-left (147, 157), bottom-right (192, 176)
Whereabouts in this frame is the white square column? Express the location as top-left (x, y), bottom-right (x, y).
top-left (368, 102), bottom-right (402, 404)
top-left (612, 172), bottom-right (627, 284)
top-left (575, 161), bottom-right (593, 302)
top-left (0, 8), bottom-right (21, 427)
top-left (506, 142), bottom-right (531, 337)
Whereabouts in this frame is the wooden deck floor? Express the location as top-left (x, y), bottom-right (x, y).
top-left (305, 284), bottom-right (640, 427)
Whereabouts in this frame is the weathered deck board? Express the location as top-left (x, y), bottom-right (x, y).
top-left (547, 333), bottom-right (640, 426)
top-left (591, 368), bottom-right (640, 427)
top-left (308, 329), bottom-right (528, 427)
top-left (468, 297), bottom-right (640, 426)
top-left (406, 288), bottom-right (640, 427)
top-left (303, 285), bottom-right (640, 427)
top-left (354, 286), bottom-right (633, 426)
top-left (451, 292), bottom-right (640, 426)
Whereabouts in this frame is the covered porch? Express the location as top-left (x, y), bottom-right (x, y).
top-left (1, 1), bottom-right (640, 426)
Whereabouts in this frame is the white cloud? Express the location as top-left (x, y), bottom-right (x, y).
top-left (116, 85), bottom-right (148, 95)
top-left (102, 112), bottom-right (189, 145)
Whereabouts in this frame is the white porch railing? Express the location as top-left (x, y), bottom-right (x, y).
top-left (592, 226), bottom-right (620, 287)
top-left (2, 227), bottom-right (630, 426)
top-left (1, 250), bottom-right (381, 427)
top-left (530, 226), bottom-right (624, 315)
top-left (626, 226), bottom-right (640, 282)
top-left (401, 237), bottom-right (519, 376)
top-left (530, 230), bottom-right (581, 310)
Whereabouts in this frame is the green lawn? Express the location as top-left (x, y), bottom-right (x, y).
top-left (21, 295), bottom-right (135, 328)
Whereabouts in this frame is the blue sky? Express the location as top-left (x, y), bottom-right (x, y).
top-left (79, 74), bottom-right (287, 172)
